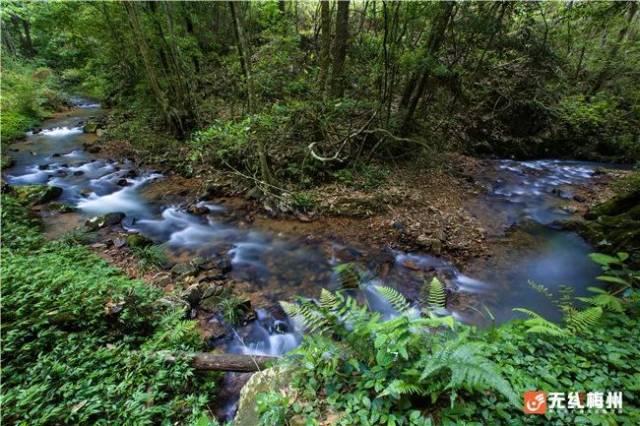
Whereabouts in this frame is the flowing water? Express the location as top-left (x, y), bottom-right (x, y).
top-left (3, 103), bottom-right (615, 417)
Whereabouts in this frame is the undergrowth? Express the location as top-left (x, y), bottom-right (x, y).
top-left (0, 194), bottom-right (219, 425)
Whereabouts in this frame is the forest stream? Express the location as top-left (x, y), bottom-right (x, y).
top-left (4, 101), bottom-right (621, 418)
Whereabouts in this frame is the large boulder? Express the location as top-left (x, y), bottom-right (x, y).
top-left (15, 185), bottom-right (63, 205)
top-left (234, 366), bottom-right (292, 426)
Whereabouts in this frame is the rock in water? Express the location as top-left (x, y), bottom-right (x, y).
top-left (15, 185), bottom-right (63, 204)
top-left (83, 123), bottom-right (98, 133)
top-left (126, 233), bottom-right (153, 248)
top-left (85, 212), bottom-right (126, 230)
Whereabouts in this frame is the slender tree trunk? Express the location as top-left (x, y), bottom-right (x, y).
top-left (278, 1), bottom-right (286, 14)
top-left (228, 1), bottom-right (275, 187)
top-left (123, 2), bottom-right (177, 134)
top-left (318, 0), bottom-right (332, 95)
top-left (590, 1), bottom-right (638, 96)
top-left (399, 1), bottom-right (455, 133)
top-left (21, 18), bottom-right (35, 57)
top-left (328, 0), bottom-right (350, 98)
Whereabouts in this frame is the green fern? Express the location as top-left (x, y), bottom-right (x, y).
top-left (577, 287), bottom-right (624, 313)
top-left (374, 285), bottom-right (410, 312)
top-left (421, 277), bottom-right (447, 310)
top-left (334, 263), bottom-right (360, 289)
top-left (566, 306), bottom-right (602, 334)
top-left (513, 308), bottom-right (569, 336)
top-left (281, 300), bottom-right (329, 334)
top-left (419, 339), bottom-right (519, 407)
top-left (379, 379), bottom-right (424, 398)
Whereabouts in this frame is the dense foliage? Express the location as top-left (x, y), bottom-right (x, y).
top-left (2, 1), bottom-right (638, 187)
top-left (0, 57), bottom-right (66, 141)
top-left (256, 268), bottom-right (640, 425)
top-left (0, 194), bottom-right (218, 425)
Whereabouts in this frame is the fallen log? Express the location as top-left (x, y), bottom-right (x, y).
top-left (163, 352), bottom-right (280, 372)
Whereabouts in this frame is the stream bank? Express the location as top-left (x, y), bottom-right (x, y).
top-left (2, 101), bottom-right (632, 420)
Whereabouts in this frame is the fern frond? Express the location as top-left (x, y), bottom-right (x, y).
top-left (334, 263), bottom-right (360, 289)
top-left (319, 288), bottom-right (339, 311)
top-left (576, 287), bottom-right (624, 313)
top-left (374, 285), bottom-right (410, 312)
top-left (379, 379), bottom-right (425, 398)
top-left (280, 300), bottom-right (329, 334)
top-left (513, 308), bottom-right (568, 336)
top-left (421, 277), bottom-right (447, 310)
top-left (420, 339), bottom-right (519, 407)
top-left (566, 306), bottom-right (602, 334)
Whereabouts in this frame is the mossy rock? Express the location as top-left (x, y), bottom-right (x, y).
top-left (126, 233), bottom-right (153, 248)
top-left (14, 185), bottom-right (63, 205)
top-left (48, 202), bottom-right (75, 213)
top-left (1, 155), bottom-right (15, 170)
top-left (83, 122), bottom-right (98, 133)
top-left (585, 189), bottom-right (640, 219)
top-left (235, 366), bottom-right (292, 426)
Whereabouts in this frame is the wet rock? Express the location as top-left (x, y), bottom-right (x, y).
top-left (202, 317), bottom-right (227, 340)
top-left (86, 145), bottom-right (101, 154)
top-left (125, 170), bottom-right (138, 178)
top-left (15, 185), bottom-right (63, 204)
top-left (48, 202), bottom-right (75, 213)
top-left (38, 164), bottom-right (49, 170)
top-left (55, 170), bottom-right (68, 178)
top-left (52, 153), bottom-right (61, 158)
top-left (572, 194), bottom-right (586, 203)
top-left (85, 212), bottom-right (126, 230)
top-left (116, 178), bottom-right (129, 186)
top-left (83, 123), bottom-right (98, 133)
top-left (113, 238), bottom-right (127, 248)
top-left (126, 233), bottom-right (153, 248)
top-left (80, 188), bottom-right (92, 197)
top-left (32, 127), bottom-right (42, 134)
top-left (73, 170), bottom-right (84, 176)
top-left (1, 155), bottom-right (15, 170)
top-left (187, 204), bottom-right (209, 216)
top-left (171, 262), bottom-right (199, 278)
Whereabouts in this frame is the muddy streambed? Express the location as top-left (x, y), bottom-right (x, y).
top-left (3, 103), bottom-right (616, 417)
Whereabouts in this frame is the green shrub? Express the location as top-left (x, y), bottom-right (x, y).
top-left (0, 194), bottom-right (218, 425)
top-left (0, 58), bottom-right (66, 141)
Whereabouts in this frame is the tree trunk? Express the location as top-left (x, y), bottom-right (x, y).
top-left (164, 352), bottom-right (279, 372)
top-left (1, 21), bottom-right (17, 55)
top-left (229, 1), bottom-right (276, 187)
top-left (278, 1), bottom-right (286, 14)
top-left (328, 0), bottom-right (350, 98)
top-left (590, 1), bottom-right (638, 96)
top-left (21, 17), bottom-right (35, 57)
top-left (123, 2), bottom-right (177, 134)
top-left (399, 1), bottom-right (455, 133)
top-left (318, 0), bottom-right (332, 94)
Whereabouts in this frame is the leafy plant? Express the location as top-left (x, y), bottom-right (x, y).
top-left (1, 194), bottom-right (218, 425)
top-left (333, 262), bottom-right (361, 289)
top-left (420, 277), bottom-right (447, 311)
top-left (132, 244), bottom-right (168, 272)
top-left (272, 288), bottom-right (518, 424)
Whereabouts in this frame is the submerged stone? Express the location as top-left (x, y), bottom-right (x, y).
top-left (85, 212), bottom-right (126, 230)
